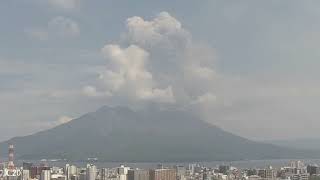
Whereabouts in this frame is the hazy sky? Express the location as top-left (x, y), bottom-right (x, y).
top-left (1, 0), bottom-right (320, 141)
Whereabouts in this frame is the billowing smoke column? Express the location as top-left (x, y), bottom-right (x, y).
top-left (8, 144), bottom-right (14, 170)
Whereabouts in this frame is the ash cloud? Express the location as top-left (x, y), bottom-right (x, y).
top-left (86, 12), bottom-right (217, 105)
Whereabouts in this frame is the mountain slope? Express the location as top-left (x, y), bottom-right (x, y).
top-left (266, 138), bottom-right (320, 151)
top-left (0, 106), bottom-right (316, 161)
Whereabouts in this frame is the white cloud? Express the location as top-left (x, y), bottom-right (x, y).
top-left (48, 0), bottom-right (80, 10)
top-left (82, 86), bottom-right (99, 97)
top-left (57, 115), bottom-right (73, 124)
top-left (82, 86), bottom-right (112, 97)
top-left (100, 44), bottom-right (152, 91)
top-left (26, 16), bottom-right (80, 40)
top-left (85, 12), bottom-right (216, 104)
top-left (98, 44), bottom-right (175, 103)
top-left (186, 65), bottom-right (216, 80)
top-left (138, 86), bottom-right (175, 103)
top-left (123, 12), bottom-right (217, 101)
top-left (193, 93), bottom-right (217, 104)
top-left (125, 12), bottom-right (190, 49)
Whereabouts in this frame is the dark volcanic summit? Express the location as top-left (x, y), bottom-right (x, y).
top-left (0, 106), bottom-right (312, 161)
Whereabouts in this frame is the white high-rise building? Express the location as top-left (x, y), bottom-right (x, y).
top-left (101, 168), bottom-right (110, 180)
top-left (188, 164), bottom-right (195, 175)
top-left (66, 164), bottom-right (78, 180)
top-left (119, 174), bottom-right (126, 180)
top-left (290, 161), bottom-right (305, 169)
top-left (22, 170), bottom-right (30, 180)
top-left (117, 165), bottom-right (130, 180)
top-left (86, 164), bottom-right (97, 180)
top-left (41, 170), bottom-right (51, 180)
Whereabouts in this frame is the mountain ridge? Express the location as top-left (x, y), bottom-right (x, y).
top-left (266, 138), bottom-right (320, 151)
top-left (0, 105), bottom-right (318, 162)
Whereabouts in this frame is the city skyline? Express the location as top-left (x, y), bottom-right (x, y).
top-left (0, 141), bottom-right (319, 180)
top-left (0, 149), bottom-right (319, 180)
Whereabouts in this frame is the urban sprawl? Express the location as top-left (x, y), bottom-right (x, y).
top-left (2, 144), bottom-right (320, 180)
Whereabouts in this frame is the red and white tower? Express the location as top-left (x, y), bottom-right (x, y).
top-left (8, 143), bottom-right (14, 170)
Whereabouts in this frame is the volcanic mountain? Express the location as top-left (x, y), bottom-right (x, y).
top-left (0, 106), bottom-right (314, 161)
